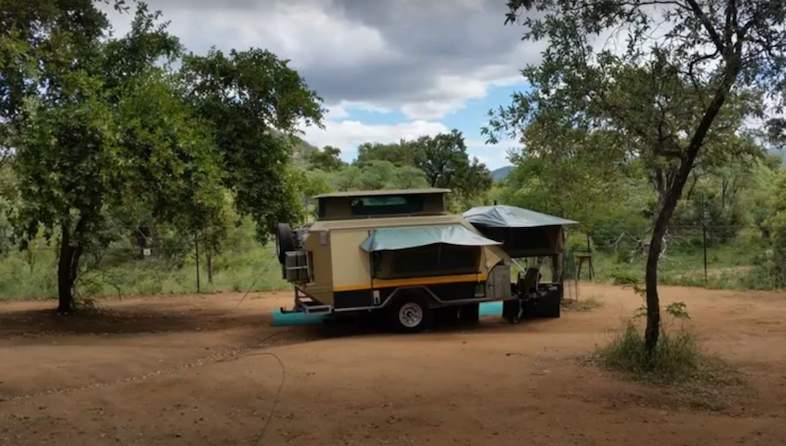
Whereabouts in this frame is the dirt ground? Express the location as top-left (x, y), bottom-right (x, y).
top-left (1, 283), bottom-right (785, 446)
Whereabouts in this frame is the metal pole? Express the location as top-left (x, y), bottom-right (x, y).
top-left (701, 193), bottom-right (708, 285)
top-left (702, 222), bottom-right (708, 284)
top-left (195, 234), bottom-right (201, 293)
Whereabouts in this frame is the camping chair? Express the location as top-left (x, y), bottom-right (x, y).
top-left (517, 267), bottom-right (540, 295)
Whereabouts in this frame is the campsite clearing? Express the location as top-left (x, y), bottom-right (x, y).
top-left (1, 283), bottom-right (785, 445)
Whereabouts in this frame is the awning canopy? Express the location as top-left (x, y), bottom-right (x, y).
top-left (463, 205), bottom-right (577, 228)
top-left (463, 205), bottom-right (577, 257)
top-left (360, 224), bottom-right (500, 252)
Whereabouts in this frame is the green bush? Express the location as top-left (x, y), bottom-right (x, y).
top-left (594, 322), bottom-right (735, 386)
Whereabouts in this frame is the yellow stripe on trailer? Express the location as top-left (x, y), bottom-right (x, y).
top-left (333, 273), bottom-right (486, 292)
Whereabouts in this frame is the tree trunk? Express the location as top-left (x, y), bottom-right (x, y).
top-left (206, 244), bottom-right (213, 284)
top-left (57, 224), bottom-right (82, 314)
top-left (643, 59), bottom-right (739, 351)
top-left (194, 235), bottom-right (201, 293)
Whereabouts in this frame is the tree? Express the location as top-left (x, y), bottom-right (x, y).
top-left (498, 130), bottom-right (647, 243)
top-left (2, 2), bottom-right (323, 313)
top-left (413, 130), bottom-right (492, 201)
top-left (333, 160), bottom-right (428, 191)
top-left (180, 48), bottom-right (323, 242)
top-left (493, 1), bottom-right (786, 351)
top-left (307, 145), bottom-right (345, 171)
top-left (356, 140), bottom-right (418, 166)
top-left (2, 2), bottom-right (195, 312)
top-left (765, 170), bottom-right (786, 287)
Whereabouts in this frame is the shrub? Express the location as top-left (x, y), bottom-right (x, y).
top-left (595, 323), bottom-right (703, 384)
top-left (594, 315), bottom-right (740, 394)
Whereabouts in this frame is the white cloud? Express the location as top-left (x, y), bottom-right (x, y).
top-left (106, 1), bottom-right (399, 69)
top-left (396, 47), bottom-right (538, 119)
top-left (105, 0), bottom-right (538, 121)
top-left (105, 0), bottom-right (537, 165)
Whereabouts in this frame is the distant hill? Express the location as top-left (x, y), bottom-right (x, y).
top-left (288, 134), bottom-right (320, 166)
top-left (490, 165), bottom-right (514, 182)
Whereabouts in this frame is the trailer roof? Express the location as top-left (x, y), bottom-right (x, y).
top-left (313, 188), bottom-right (450, 199)
top-left (463, 205), bottom-right (578, 228)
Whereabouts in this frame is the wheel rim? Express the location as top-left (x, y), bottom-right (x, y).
top-left (398, 302), bottom-right (424, 328)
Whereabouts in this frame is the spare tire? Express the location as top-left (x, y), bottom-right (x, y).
top-left (275, 223), bottom-right (295, 264)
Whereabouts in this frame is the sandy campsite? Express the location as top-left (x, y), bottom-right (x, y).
top-left (1, 283), bottom-right (785, 445)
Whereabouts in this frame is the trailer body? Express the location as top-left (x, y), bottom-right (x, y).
top-left (276, 189), bottom-right (575, 330)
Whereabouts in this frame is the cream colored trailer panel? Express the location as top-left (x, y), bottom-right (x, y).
top-left (301, 229), bottom-right (333, 304)
top-left (329, 229), bottom-right (373, 291)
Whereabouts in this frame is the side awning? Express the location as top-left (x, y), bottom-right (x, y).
top-left (463, 205), bottom-right (577, 228)
top-left (360, 224), bottom-right (501, 252)
top-left (463, 205), bottom-right (577, 257)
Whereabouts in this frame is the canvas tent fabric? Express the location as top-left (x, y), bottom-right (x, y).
top-left (463, 205), bottom-right (577, 228)
top-left (360, 224), bottom-right (500, 252)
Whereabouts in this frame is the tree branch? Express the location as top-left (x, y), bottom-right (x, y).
top-left (686, 0), bottom-right (726, 54)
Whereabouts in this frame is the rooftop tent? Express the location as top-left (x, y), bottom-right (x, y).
top-left (314, 188), bottom-right (450, 220)
top-left (360, 224), bottom-right (500, 252)
top-left (463, 205), bottom-right (577, 257)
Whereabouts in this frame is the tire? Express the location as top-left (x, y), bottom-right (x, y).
top-left (458, 303), bottom-right (480, 325)
top-left (503, 299), bottom-right (524, 324)
top-left (389, 296), bottom-right (432, 333)
top-left (275, 223), bottom-right (294, 264)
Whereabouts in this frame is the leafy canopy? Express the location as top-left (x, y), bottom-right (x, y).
top-left (180, 48), bottom-right (324, 241)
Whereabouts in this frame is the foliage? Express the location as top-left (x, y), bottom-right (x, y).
top-left (496, 0), bottom-right (786, 351)
top-left (594, 322), bottom-right (733, 387)
top-left (357, 140), bottom-right (419, 166)
top-left (764, 170), bottom-right (786, 287)
top-left (351, 130), bottom-right (493, 204)
top-left (596, 300), bottom-right (737, 391)
top-left (307, 145), bottom-right (345, 171)
top-left (0, 2), bottom-right (322, 311)
top-left (413, 130), bottom-right (492, 200)
top-left (180, 47), bottom-right (323, 242)
top-left (0, 215), bottom-right (288, 300)
top-left (333, 160), bottom-right (428, 191)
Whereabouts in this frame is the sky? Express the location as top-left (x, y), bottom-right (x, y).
top-left (106, 0), bottom-right (541, 169)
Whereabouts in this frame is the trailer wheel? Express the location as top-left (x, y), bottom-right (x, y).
top-left (458, 303), bottom-right (480, 325)
top-left (389, 297), bottom-right (432, 333)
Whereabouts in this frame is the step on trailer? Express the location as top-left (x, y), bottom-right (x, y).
top-left (275, 189), bottom-right (577, 331)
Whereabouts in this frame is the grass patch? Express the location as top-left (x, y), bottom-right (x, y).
top-left (586, 242), bottom-right (770, 291)
top-left (0, 229), bottom-right (289, 302)
top-left (562, 296), bottom-right (603, 312)
top-left (593, 323), bottom-right (743, 409)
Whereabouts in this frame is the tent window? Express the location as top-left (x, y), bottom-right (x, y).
top-left (372, 244), bottom-right (480, 279)
top-left (351, 195), bottom-right (424, 216)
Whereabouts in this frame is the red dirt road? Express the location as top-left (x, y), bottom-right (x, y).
top-left (1, 284), bottom-right (785, 445)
